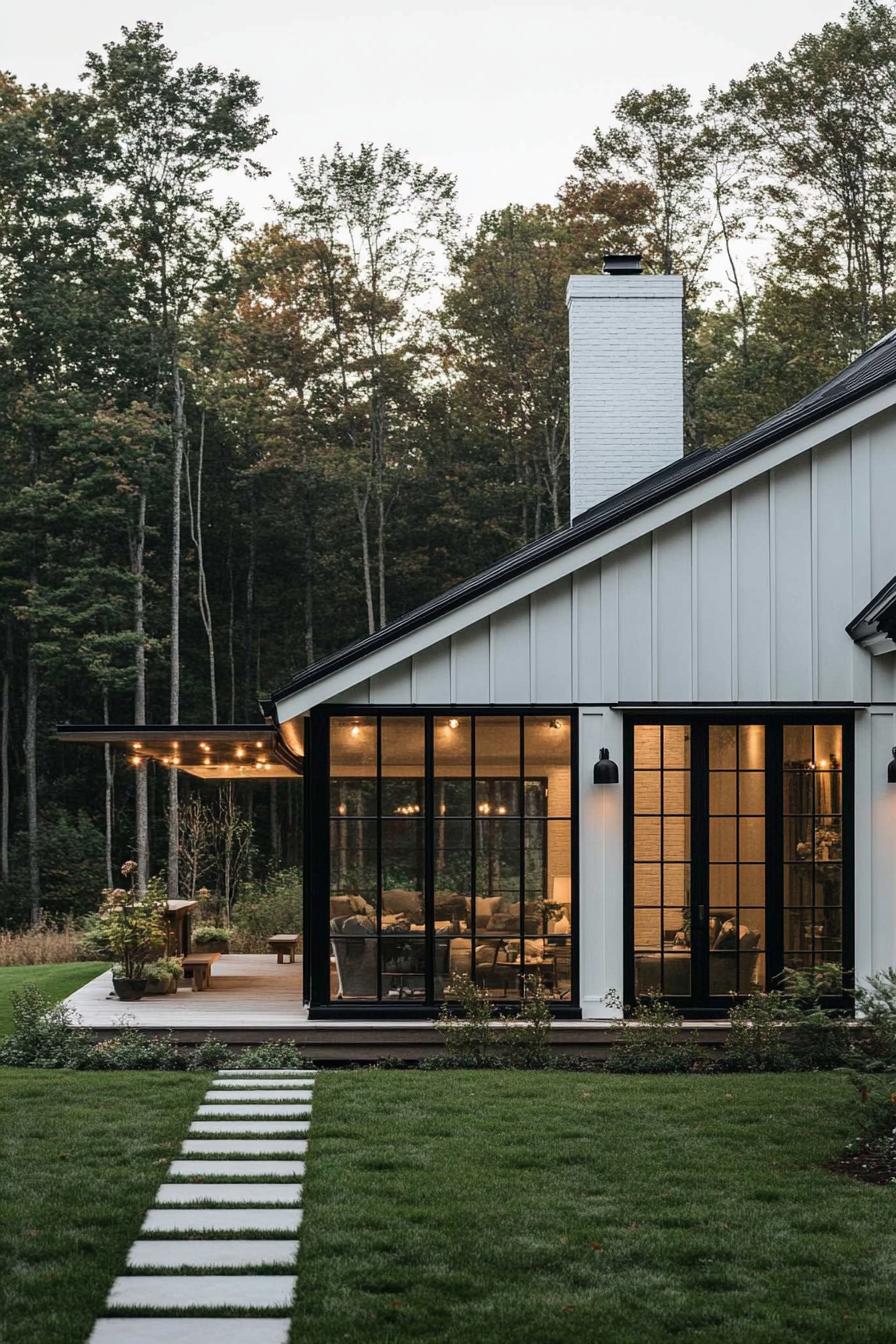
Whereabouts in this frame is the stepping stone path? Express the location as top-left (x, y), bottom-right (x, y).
top-left (88, 1069), bottom-right (317, 1344)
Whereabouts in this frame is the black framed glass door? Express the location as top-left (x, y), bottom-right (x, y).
top-left (625, 714), bottom-right (852, 1013)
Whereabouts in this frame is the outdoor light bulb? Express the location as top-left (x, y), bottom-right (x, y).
top-left (448, 718), bottom-right (459, 730)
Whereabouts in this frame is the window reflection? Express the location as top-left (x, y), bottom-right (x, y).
top-left (782, 724), bottom-right (843, 975)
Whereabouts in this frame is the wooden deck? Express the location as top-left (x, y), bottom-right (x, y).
top-left (64, 954), bottom-right (307, 1034)
top-left (63, 955), bottom-right (733, 1059)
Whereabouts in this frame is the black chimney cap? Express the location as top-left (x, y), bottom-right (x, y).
top-left (602, 253), bottom-right (643, 276)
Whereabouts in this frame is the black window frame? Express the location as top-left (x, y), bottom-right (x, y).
top-left (308, 704), bottom-right (580, 1019)
top-left (623, 710), bottom-right (854, 1017)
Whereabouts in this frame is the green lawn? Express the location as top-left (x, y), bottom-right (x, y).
top-left (0, 961), bottom-right (106, 1034)
top-left (292, 1071), bottom-right (896, 1344)
top-left (1, 1069), bottom-right (893, 1344)
top-left (0, 1069), bottom-right (209, 1344)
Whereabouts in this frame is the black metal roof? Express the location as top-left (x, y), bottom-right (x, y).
top-left (846, 575), bottom-right (896, 648)
top-left (273, 327), bottom-right (896, 707)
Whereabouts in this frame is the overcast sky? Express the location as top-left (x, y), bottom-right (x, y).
top-left (6, 0), bottom-right (850, 227)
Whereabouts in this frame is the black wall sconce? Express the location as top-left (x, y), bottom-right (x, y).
top-left (889, 747), bottom-right (896, 784)
top-left (593, 747), bottom-right (619, 784)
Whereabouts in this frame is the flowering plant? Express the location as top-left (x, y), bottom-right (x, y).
top-left (99, 861), bottom-right (166, 981)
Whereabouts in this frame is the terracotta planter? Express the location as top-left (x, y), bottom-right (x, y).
top-left (112, 976), bottom-right (146, 1001)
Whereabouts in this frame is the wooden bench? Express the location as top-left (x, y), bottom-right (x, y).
top-left (268, 934), bottom-right (299, 965)
top-left (181, 952), bottom-right (220, 991)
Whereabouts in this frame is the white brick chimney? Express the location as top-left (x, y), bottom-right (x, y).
top-left (566, 257), bottom-right (684, 519)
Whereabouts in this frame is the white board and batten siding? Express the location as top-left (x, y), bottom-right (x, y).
top-left (331, 423), bottom-right (896, 709)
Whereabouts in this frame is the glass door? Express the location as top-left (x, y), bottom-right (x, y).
top-left (627, 716), bottom-right (850, 1012)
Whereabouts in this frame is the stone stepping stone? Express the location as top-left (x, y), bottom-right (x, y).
top-left (127, 1238), bottom-right (299, 1268)
top-left (89, 1320), bottom-right (291, 1344)
top-left (181, 1140), bottom-right (308, 1156)
top-left (204, 1090), bottom-right (314, 1102)
top-left (106, 1274), bottom-right (296, 1311)
top-left (190, 1121), bottom-right (309, 1135)
top-left (169, 1160), bottom-right (305, 1179)
top-left (197, 1105), bottom-right (310, 1117)
top-left (155, 1183), bottom-right (301, 1206)
top-left (211, 1078), bottom-right (315, 1088)
top-left (142, 1208), bottom-right (303, 1234)
top-left (217, 1069), bottom-right (317, 1075)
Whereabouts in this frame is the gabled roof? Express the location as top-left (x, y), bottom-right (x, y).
top-left (272, 327), bottom-right (896, 709)
top-left (846, 575), bottom-right (896, 654)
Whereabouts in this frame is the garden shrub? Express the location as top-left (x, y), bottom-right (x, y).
top-left (723, 992), bottom-right (800, 1072)
top-left (603, 991), bottom-right (706, 1073)
top-left (778, 962), bottom-right (854, 1068)
top-left (230, 869), bottom-right (302, 952)
top-left (434, 974), bottom-right (496, 1066)
top-left (497, 976), bottom-right (554, 1069)
top-left (237, 1040), bottom-right (312, 1069)
top-left (187, 1037), bottom-right (233, 1070)
top-left (854, 967), bottom-right (896, 1065)
top-left (0, 984), bottom-right (94, 1068)
top-left (92, 1028), bottom-right (181, 1070)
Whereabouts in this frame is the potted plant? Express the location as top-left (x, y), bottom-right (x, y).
top-left (100, 861), bottom-right (167, 1001)
top-left (193, 925), bottom-right (231, 955)
top-left (143, 956), bottom-right (183, 996)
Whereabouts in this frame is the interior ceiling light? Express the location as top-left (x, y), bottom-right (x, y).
top-left (448, 718), bottom-right (459, 730)
top-left (350, 724), bottom-right (361, 737)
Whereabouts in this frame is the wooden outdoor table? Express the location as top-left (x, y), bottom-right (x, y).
top-left (181, 952), bottom-right (220, 991)
top-left (267, 934), bottom-right (299, 965)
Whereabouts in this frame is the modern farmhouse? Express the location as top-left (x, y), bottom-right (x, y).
top-left (62, 255), bottom-right (896, 1025)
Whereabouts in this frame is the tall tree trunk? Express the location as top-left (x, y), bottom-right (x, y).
top-left (102, 687), bottom-right (114, 889)
top-left (227, 529), bottom-right (237, 721)
top-left (168, 364), bottom-right (185, 900)
top-left (353, 484), bottom-right (375, 635)
top-left (376, 485), bottom-right (387, 630)
top-left (243, 498), bottom-right (256, 718)
top-left (1, 626), bottom-right (10, 884)
top-left (24, 638), bottom-right (39, 924)
top-left (270, 780), bottom-right (280, 866)
top-left (302, 496), bottom-right (314, 664)
top-left (186, 413), bottom-right (217, 721)
top-left (132, 490), bottom-right (150, 893)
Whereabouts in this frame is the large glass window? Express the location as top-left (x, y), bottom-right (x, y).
top-left (328, 712), bottom-right (574, 1004)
